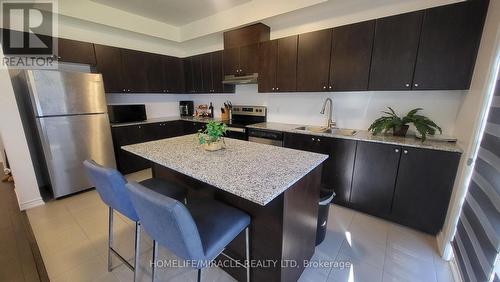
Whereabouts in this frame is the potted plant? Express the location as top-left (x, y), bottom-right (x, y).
top-left (197, 121), bottom-right (228, 151)
top-left (368, 107), bottom-right (442, 141)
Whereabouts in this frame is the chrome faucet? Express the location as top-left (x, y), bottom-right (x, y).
top-left (320, 98), bottom-right (336, 128)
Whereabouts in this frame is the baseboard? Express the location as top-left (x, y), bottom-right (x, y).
top-left (19, 197), bottom-right (45, 210)
top-left (450, 255), bottom-right (464, 282)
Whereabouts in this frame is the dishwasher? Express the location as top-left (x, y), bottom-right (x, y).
top-left (248, 129), bottom-right (283, 147)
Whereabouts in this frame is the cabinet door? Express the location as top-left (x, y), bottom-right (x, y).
top-left (276, 35), bottom-right (298, 92)
top-left (324, 139), bottom-right (357, 206)
top-left (211, 51), bottom-right (233, 93)
top-left (192, 55), bottom-right (204, 93)
top-left (201, 53), bottom-right (213, 93)
top-left (350, 142), bottom-right (401, 217)
top-left (121, 49), bottom-right (149, 92)
top-left (239, 43), bottom-right (259, 74)
top-left (368, 12), bottom-right (423, 90)
top-left (111, 125), bottom-right (149, 174)
top-left (144, 53), bottom-right (165, 93)
top-left (94, 44), bottom-right (124, 93)
top-left (223, 47), bottom-right (239, 76)
top-left (297, 29), bottom-right (332, 92)
top-left (392, 147), bottom-right (461, 234)
top-left (164, 56), bottom-right (185, 93)
top-left (330, 21), bottom-right (374, 91)
top-left (412, 1), bottom-right (488, 90)
top-left (58, 38), bottom-right (96, 65)
top-left (258, 40), bottom-right (277, 92)
top-left (184, 58), bottom-right (195, 93)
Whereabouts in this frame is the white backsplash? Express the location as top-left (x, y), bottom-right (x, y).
top-left (106, 84), bottom-right (465, 135)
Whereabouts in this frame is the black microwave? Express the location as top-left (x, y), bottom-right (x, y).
top-left (108, 105), bottom-right (147, 123)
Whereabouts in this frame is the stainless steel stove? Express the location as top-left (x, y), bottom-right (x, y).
top-left (224, 105), bottom-right (266, 140)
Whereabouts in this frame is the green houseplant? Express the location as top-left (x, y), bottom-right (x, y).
top-left (368, 107), bottom-right (442, 141)
top-left (197, 121), bottom-right (228, 151)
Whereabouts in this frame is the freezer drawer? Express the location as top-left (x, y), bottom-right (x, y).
top-left (37, 113), bottom-right (116, 198)
top-left (27, 70), bottom-right (107, 116)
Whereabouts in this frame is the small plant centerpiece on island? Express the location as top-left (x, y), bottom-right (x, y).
top-left (368, 107), bottom-right (442, 142)
top-left (197, 121), bottom-right (228, 151)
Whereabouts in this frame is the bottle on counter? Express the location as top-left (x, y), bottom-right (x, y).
top-left (209, 102), bottom-right (214, 118)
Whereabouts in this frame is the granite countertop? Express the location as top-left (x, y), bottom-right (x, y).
top-left (110, 116), bottom-right (220, 127)
top-left (122, 134), bottom-right (328, 206)
top-left (247, 122), bottom-right (463, 153)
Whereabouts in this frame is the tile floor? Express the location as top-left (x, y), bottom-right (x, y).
top-left (26, 169), bottom-right (455, 282)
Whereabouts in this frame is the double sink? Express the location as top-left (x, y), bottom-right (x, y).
top-left (294, 126), bottom-right (357, 136)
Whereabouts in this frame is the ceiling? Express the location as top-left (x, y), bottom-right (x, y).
top-left (91, 0), bottom-right (251, 26)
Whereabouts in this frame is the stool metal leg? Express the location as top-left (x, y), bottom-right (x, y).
top-left (197, 269), bottom-right (201, 282)
top-left (151, 240), bottom-right (158, 282)
top-left (108, 207), bottom-right (114, 272)
top-left (245, 227), bottom-right (251, 282)
top-left (134, 221), bottom-right (141, 282)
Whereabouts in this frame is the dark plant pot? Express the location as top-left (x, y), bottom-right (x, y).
top-left (393, 125), bottom-right (409, 137)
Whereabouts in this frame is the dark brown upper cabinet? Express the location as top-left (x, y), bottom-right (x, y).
top-left (184, 55), bottom-right (203, 93)
top-left (120, 49), bottom-right (149, 93)
top-left (200, 51), bottom-right (234, 93)
top-left (57, 38), bottom-right (96, 65)
top-left (223, 47), bottom-right (240, 76)
top-left (163, 56), bottom-right (185, 93)
top-left (297, 29), bottom-right (332, 92)
top-left (258, 40), bottom-right (277, 92)
top-left (94, 44), bottom-right (124, 93)
top-left (369, 11), bottom-right (423, 91)
top-left (223, 43), bottom-right (259, 76)
top-left (144, 52), bottom-right (165, 93)
top-left (258, 36), bottom-right (298, 92)
top-left (201, 53), bottom-right (213, 93)
top-left (412, 0), bottom-right (488, 90)
top-left (330, 21), bottom-right (375, 91)
top-left (212, 50), bottom-right (235, 93)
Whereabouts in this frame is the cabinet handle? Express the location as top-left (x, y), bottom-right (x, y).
top-left (328, 86), bottom-right (332, 89)
top-left (414, 83), bottom-right (419, 87)
top-left (276, 87), bottom-right (279, 91)
top-left (322, 86), bottom-right (326, 89)
top-left (403, 150), bottom-right (408, 155)
top-left (123, 89), bottom-right (126, 92)
top-left (395, 148), bottom-right (400, 153)
top-left (311, 137), bottom-right (315, 141)
top-left (272, 87), bottom-right (275, 91)
top-left (317, 138), bottom-right (321, 142)
top-left (405, 84), bottom-right (410, 87)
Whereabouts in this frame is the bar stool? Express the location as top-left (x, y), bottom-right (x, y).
top-left (83, 160), bottom-right (187, 281)
top-left (125, 181), bottom-right (251, 282)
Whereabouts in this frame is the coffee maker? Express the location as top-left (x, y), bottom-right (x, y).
top-left (179, 101), bottom-right (194, 116)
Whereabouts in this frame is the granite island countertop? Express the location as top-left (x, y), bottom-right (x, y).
top-left (247, 122), bottom-right (463, 153)
top-left (122, 134), bottom-right (329, 206)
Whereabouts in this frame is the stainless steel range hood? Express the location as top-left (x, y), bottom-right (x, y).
top-left (222, 73), bottom-right (258, 85)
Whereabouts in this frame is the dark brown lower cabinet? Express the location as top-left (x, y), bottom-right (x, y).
top-left (111, 125), bottom-right (150, 174)
top-left (283, 133), bottom-right (356, 204)
top-left (391, 147), bottom-right (461, 234)
top-left (350, 141), bottom-right (401, 217)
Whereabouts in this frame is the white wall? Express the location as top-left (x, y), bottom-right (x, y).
top-left (0, 53), bottom-right (44, 210)
top-left (107, 85), bottom-right (464, 135)
top-left (437, 0), bottom-right (500, 260)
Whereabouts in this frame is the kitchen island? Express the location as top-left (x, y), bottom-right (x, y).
top-left (123, 135), bottom-right (328, 282)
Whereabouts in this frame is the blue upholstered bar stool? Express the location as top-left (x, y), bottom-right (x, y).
top-left (125, 181), bottom-right (251, 282)
top-left (83, 160), bottom-right (187, 282)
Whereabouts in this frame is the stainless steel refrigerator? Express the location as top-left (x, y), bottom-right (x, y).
top-left (11, 70), bottom-right (116, 198)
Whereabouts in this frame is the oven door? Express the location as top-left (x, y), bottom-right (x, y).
top-left (225, 127), bottom-right (247, 140)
